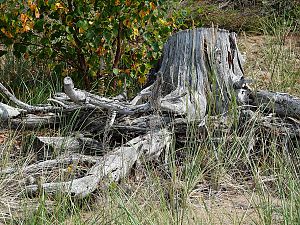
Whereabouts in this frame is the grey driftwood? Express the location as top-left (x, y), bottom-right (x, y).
top-left (0, 28), bottom-right (299, 197)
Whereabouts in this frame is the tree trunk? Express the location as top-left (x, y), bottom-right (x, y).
top-left (158, 28), bottom-right (247, 119)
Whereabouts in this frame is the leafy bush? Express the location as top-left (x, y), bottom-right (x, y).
top-left (0, 0), bottom-right (174, 93)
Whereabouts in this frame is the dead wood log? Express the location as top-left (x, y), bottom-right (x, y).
top-left (255, 90), bottom-right (300, 119)
top-left (25, 129), bottom-right (172, 197)
top-left (0, 103), bottom-right (61, 129)
top-left (10, 113), bottom-right (60, 129)
top-left (31, 135), bottom-right (104, 160)
top-left (1, 154), bottom-right (101, 175)
top-left (0, 103), bottom-right (22, 120)
top-left (0, 82), bottom-right (63, 112)
top-left (0, 28), bottom-right (300, 200)
top-left (63, 77), bottom-right (151, 115)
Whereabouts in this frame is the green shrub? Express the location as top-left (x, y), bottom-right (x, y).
top-left (0, 0), bottom-right (174, 94)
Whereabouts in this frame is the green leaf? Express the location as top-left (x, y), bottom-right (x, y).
top-left (13, 50), bottom-right (21, 58)
top-left (41, 37), bottom-right (50, 45)
top-left (66, 15), bottom-right (73, 24)
top-left (140, 64), bottom-right (146, 73)
top-left (75, 5), bottom-right (84, 15)
top-left (2, 38), bottom-right (13, 45)
top-left (76, 20), bottom-right (89, 30)
top-left (113, 68), bottom-right (119, 75)
top-left (86, 30), bottom-right (96, 40)
top-left (66, 34), bottom-right (74, 41)
top-left (0, 0), bottom-right (7, 4)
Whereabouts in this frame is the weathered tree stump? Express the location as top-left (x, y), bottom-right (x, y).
top-left (132, 28), bottom-right (250, 119)
top-left (0, 28), bottom-right (299, 197)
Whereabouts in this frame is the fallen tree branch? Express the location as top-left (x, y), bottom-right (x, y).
top-left (63, 77), bottom-right (151, 115)
top-left (0, 83), bottom-right (63, 112)
top-left (0, 103), bottom-right (23, 120)
top-left (25, 129), bottom-right (172, 197)
top-left (1, 154), bottom-right (101, 175)
top-left (255, 90), bottom-right (300, 119)
top-left (10, 113), bottom-right (60, 129)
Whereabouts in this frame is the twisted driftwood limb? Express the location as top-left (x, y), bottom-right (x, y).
top-left (30, 135), bottom-right (104, 160)
top-left (0, 103), bottom-right (22, 119)
top-left (0, 82), bottom-right (63, 112)
top-left (1, 154), bottom-right (101, 175)
top-left (63, 77), bottom-right (151, 115)
top-left (0, 28), bottom-right (300, 199)
top-left (10, 113), bottom-right (60, 129)
top-left (255, 91), bottom-right (300, 119)
top-left (0, 103), bottom-right (60, 128)
top-left (25, 129), bottom-right (172, 197)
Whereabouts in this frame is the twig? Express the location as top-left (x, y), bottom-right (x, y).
top-left (0, 82), bottom-right (62, 112)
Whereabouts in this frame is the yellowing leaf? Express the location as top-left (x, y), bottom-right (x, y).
top-left (125, 0), bottom-right (131, 6)
top-left (139, 10), bottom-right (146, 18)
top-left (20, 13), bottom-right (28, 24)
top-left (133, 27), bottom-right (139, 38)
top-left (70, 40), bottom-right (76, 47)
top-left (124, 69), bottom-right (130, 75)
top-left (67, 164), bottom-right (73, 173)
top-left (35, 7), bottom-right (40, 18)
top-left (96, 46), bottom-right (105, 56)
top-left (150, 2), bottom-right (156, 10)
top-left (158, 18), bottom-right (168, 26)
top-left (23, 25), bottom-right (31, 32)
top-left (115, 0), bottom-right (120, 6)
top-left (55, 2), bottom-right (64, 10)
top-left (21, 21), bottom-right (34, 33)
top-left (140, 10), bottom-right (150, 18)
top-left (123, 19), bottom-right (131, 28)
top-left (28, 0), bottom-right (36, 11)
top-left (90, 70), bottom-right (97, 77)
top-left (78, 27), bottom-right (85, 34)
top-left (138, 75), bottom-right (146, 85)
top-left (1, 28), bottom-right (13, 38)
top-left (117, 79), bottom-right (122, 87)
top-left (24, 52), bottom-right (29, 60)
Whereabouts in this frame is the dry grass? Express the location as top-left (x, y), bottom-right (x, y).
top-left (239, 34), bottom-right (300, 96)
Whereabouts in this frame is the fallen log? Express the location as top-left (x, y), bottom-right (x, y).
top-left (11, 113), bottom-right (60, 129)
top-left (0, 28), bottom-right (299, 198)
top-left (31, 135), bottom-right (104, 160)
top-left (0, 103), bottom-right (22, 119)
top-left (255, 90), bottom-right (300, 119)
top-left (1, 154), bottom-right (101, 175)
top-left (25, 129), bottom-right (172, 197)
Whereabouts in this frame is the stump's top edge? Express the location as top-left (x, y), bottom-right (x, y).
top-left (173, 27), bottom-right (233, 36)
